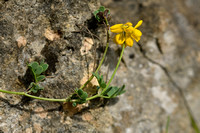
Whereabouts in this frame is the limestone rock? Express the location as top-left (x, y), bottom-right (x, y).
top-left (0, 0), bottom-right (200, 133)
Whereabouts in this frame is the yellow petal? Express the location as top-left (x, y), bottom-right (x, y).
top-left (131, 34), bottom-right (141, 42)
top-left (130, 28), bottom-right (142, 42)
top-left (110, 24), bottom-right (123, 33)
top-left (125, 26), bottom-right (134, 34)
top-left (134, 20), bottom-right (143, 29)
top-left (124, 22), bottom-right (132, 26)
top-left (125, 34), bottom-right (134, 47)
top-left (133, 29), bottom-right (142, 37)
top-left (114, 33), bottom-right (125, 45)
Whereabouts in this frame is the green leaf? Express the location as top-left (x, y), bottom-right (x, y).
top-left (116, 85), bottom-right (126, 95)
top-left (78, 99), bottom-right (87, 104)
top-left (107, 87), bottom-right (118, 97)
top-left (35, 84), bottom-right (40, 90)
top-left (104, 85), bottom-right (126, 98)
top-left (35, 66), bottom-right (43, 75)
top-left (30, 84), bottom-right (43, 93)
top-left (101, 82), bottom-right (106, 88)
top-left (40, 63), bottom-right (48, 72)
top-left (92, 72), bottom-right (99, 79)
top-left (99, 6), bottom-right (105, 12)
top-left (29, 62), bottom-right (39, 71)
top-left (31, 88), bottom-right (37, 93)
top-left (36, 75), bottom-right (45, 82)
top-left (72, 102), bottom-right (77, 107)
top-left (76, 89), bottom-right (83, 96)
top-left (93, 72), bottom-right (106, 88)
top-left (77, 89), bottom-right (88, 99)
top-left (93, 10), bottom-right (99, 17)
top-left (81, 92), bottom-right (88, 99)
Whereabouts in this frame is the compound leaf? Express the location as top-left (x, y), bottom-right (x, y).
top-left (99, 6), bottom-right (105, 12)
top-left (107, 87), bottom-right (118, 97)
top-left (29, 62), bottom-right (39, 71)
top-left (105, 85), bottom-right (126, 98)
top-left (36, 75), bottom-right (45, 82)
top-left (40, 63), bottom-right (48, 72)
top-left (93, 10), bottom-right (99, 17)
top-left (77, 89), bottom-right (88, 99)
top-left (35, 66), bottom-right (43, 76)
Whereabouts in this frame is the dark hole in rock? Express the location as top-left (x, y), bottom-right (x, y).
top-left (66, 46), bottom-right (75, 52)
top-left (18, 69), bottom-right (34, 89)
top-left (139, 3), bottom-right (144, 9)
top-left (41, 44), bottom-right (59, 75)
top-left (56, 29), bottom-right (63, 37)
top-left (86, 15), bottom-right (98, 31)
top-left (129, 53), bottom-right (135, 59)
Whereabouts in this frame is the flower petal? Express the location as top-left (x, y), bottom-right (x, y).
top-left (130, 29), bottom-right (142, 42)
top-left (134, 20), bottom-right (143, 29)
top-left (125, 34), bottom-right (134, 47)
top-left (114, 33), bottom-right (125, 45)
top-left (125, 22), bottom-right (132, 26)
top-left (131, 34), bottom-right (140, 42)
top-left (133, 29), bottom-right (142, 37)
top-left (125, 26), bottom-right (134, 34)
top-left (110, 24), bottom-right (123, 33)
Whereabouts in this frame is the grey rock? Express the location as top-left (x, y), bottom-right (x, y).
top-left (0, 0), bottom-right (200, 133)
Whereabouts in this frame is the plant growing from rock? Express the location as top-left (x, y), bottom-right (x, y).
top-left (27, 61), bottom-right (48, 93)
top-left (0, 6), bottom-right (142, 107)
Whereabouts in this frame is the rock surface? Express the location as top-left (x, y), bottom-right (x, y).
top-left (0, 0), bottom-right (200, 133)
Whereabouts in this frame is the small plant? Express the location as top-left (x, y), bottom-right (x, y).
top-left (28, 61), bottom-right (48, 93)
top-left (92, 72), bottom-right (125, 98)
top-left (93, 6), bottom-right (111, 23)
top-left (71, 89), bottom-right (88, 107)
top-left (0, 6), bottom-right (142, 108)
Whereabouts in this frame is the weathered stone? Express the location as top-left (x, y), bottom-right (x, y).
top-left (0, 0), bottom-right (200, 133)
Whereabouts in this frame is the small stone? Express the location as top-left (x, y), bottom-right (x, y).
top-left (17, 36), bottom-right (27, 48)
top-left (44, 29), bottom-right (60, 41)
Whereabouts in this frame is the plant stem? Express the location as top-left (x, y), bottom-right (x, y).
top-left (86, 94), bottom-right (100, 101)
top-left (101, 43), bottom-right (125, 95)
top-left (0, 89), bottom-right (68, 102)
top-left (165, 116), bottom-right (170, 133)
top-left (79, 19), bottom-right (110, 90)
top-left (85, 94), bottom-right (110, 101)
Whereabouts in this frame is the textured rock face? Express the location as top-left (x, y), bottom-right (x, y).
top-left (100, 0), bottom-right (200, 133)
top-left (0, 0), bottom-right (102, 132)
top-left (0, 0), bottom-right (200, 133)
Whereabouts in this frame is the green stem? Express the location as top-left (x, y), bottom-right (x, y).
top-left (86, 94), bottom-right (100, 101)
top-left (101, 43), bottom-right (126, 95)
top-left (86, 94), bottom-right (110, 101)
top-left (0, 89), bottom-right (68, 102)
top-left (165, 116), bottom-right (170, 133)
top-left (79, 19), bottom-right (110, 90)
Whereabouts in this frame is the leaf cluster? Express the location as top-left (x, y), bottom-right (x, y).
top-left (93, 72), bottom-right (126, 98)
top-left (28, 61), bottom-right (48, 93)
top-left (71, 89), bottom-right (88, 107)
top-left (93, 6), bottom-right (111, 22)
top-left (28, 82), bottom-right (44, 93)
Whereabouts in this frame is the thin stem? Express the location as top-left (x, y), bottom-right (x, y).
top-left (101, 43), bottom-right (126, 95)
top-left (79, 19), bottom-right (110, 90)
top-left (165, 116), bottom-right (170, 133)
top-left (0, 89), bottom-right (68, 102)
top-left (86, 94), bottom-right (100, 101)
top-left (85, 94), bottom-right (110, 101)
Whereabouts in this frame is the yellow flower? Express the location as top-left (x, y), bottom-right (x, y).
top-left (110, 20), bottom-right (143, 47)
